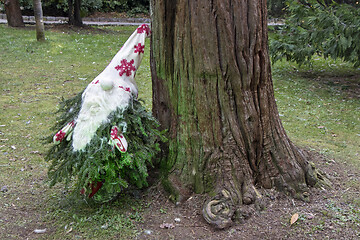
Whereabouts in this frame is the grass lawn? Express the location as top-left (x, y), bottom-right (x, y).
top-left (0, 24), bottom-right (359, 239)
top-left (273, 59), bottom-right (359, 169)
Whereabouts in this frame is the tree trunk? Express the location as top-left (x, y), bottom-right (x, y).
top-left (4, 0), bottom-right (24, 27)
top-left (33, 0), bottom-right (45, 41)
top-left (68, 0), bottom-right (74, 25)
top-left (68, 0), bottom-right (82, 26)
top-left (150, 0), bottom-right (319, 228)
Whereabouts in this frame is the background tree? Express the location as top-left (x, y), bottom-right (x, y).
top-left (150, 0), bottom-right (322, 228)
top-left (267, 0), bottom-right (286, 18)
top-left (33, 0), bottom-right (45, 41)
top-left (266, 0), bottom-right (357, 18)
top-left (3, 0), bottom-right (24, 27)
top-left (270, 0), bottom-right (360, 67)
top-left (68, 0), bottom-right (82, 26)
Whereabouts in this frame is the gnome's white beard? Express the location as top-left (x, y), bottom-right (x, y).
top-left (72, 79), bottom-right (135, 151)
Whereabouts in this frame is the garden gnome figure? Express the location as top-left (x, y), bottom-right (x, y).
top-left (47, 24), bottom-right (161, 201)
top-left (53, 24), bottom-right (151, 152)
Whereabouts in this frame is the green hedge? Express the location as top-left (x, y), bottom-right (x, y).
top-left (16, 0), bottom-right (149, 17)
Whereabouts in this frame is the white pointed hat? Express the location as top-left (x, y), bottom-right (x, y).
top-left (71, 24), bottom-right (151, 151)
top-left (96, 23), bottom-right (151, 97)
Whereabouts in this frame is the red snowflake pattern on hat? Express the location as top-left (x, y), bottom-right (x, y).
top-left (115, 59), bottom-right (136, 77)
top-left (119, 86), bottom-right (131, 93)
top-left (55, 130), bottom-right (66, 142)
top-left (134, 43), bottom-right (145, 54)
top-left (110, 126), bottom-right (119, 139)
top-left (137, 24), bottom-right (150, 36)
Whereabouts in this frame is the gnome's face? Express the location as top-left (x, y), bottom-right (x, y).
top-left (71, 24), bottom-right (150, 151)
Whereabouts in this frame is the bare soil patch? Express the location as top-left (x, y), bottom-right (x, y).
top-left (87, 11), bottom-right (150, 19)
top-left (135, 151), bottom-right (360, 239)
top-left (299, 71), bottom-right (360, 100)
top-left (45, 24), bottom-right (119, 35)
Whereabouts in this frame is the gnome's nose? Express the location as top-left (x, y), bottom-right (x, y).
top-left (100, 78), bottom-right (114, 91)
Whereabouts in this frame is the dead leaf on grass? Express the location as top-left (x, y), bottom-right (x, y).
top-left (307, 213), bottom-right (315, 220)
top-left (34, 228), bottom-right (46, 234)
top-left (160, 223), bottom-right (175, 229)
top-left (290, 213), bottom-right (299, 226)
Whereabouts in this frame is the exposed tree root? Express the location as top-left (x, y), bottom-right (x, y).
top-left (307, 161), bottom-right (332, 189)
top-left (201, 162), bottom-right (332, 229)
top-left (202, 189), bottom-right (235, 229)
top-left (202, 186), bottom-right (268, 229)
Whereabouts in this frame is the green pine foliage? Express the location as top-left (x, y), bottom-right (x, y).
top-left (270, 0), bottom-right (360, 67)
top-left (44, 90), bottom-right (166, 202)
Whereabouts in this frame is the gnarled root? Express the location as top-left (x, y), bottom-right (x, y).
top-left (306, 161), bottom-right (332, 189)
top-left (202, 189), bottom-right (235, 229)
top-left (202, 186), bottom-right (271, 229)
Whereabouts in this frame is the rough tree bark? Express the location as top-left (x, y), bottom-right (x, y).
top-left (68, 0), bottom-right (83, 26)
top-left (150, 0), bottom-right (320, 229)
top-left (33, 0), bottom-right (45, 41)
top-left (3, 0), bottom-right (24, 27)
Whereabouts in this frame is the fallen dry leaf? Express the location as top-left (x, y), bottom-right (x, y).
top-left (307, 213), bottom-right (315, 220)
top-left (34, 228), bottom-right (47, 234)
top-left (160, 223), bottom-right (175, 229)
top-left (290, 213), bottom-right (299, 226)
